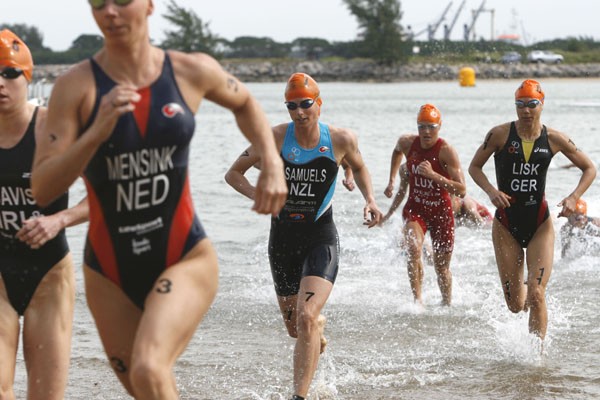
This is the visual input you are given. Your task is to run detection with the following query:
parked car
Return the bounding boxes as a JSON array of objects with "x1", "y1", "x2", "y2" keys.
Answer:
[
  {"x1": 500, "y1": 51, "x2": 522, "y2": 64},
  {"x1": 527, "y1": 50, "x2": 564, "y2": 64}
]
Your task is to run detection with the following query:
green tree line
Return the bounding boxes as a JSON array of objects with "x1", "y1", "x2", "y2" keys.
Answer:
[{"x1": 3, "y1": 0, "x2": 600, "y2": 65}]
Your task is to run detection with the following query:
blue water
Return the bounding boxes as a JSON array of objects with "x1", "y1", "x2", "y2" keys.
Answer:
[{"x1": 16, "y1": 78, "x2": 600, "y2": 399}]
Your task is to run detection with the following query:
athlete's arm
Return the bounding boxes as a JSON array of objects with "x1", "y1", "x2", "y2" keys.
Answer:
[
  {"x1": 589, "y1": 217, "x2": 600, "y2": 229},
  {"x1": 341, "y1": 160, "x2": 356, "y2": 191},
  {"x1": 549, "y1": 130, "x2": 597, "y2": 217},
  {"x1": 32, "y1": 63, "x2": 139, "y2": 207},
  {"x1": 384, "y1": 138, "x2": 405, "y2": 198},
  {"x1": 560, "y1": 224, "x2": 572, "y2": 258},
  {"x1": 469, "y1": 125, "x2": 513, "y2": 209},
  {"x1": 422, "y1": 143, "x2": 466, "y2": 198},
  {"x1": 460, "y1": 195, "x2": 486, "y2": 225},
  {"x1": 17, "y1": 196, "x2": 89, "y2": 249},
  {"x1": 380, "y1": 163, "x2": 409, "y2": 225},
  {"x1": 183, "y1": 52, "x2": 286, "y2": 216},
  {"x1": 336, "y1": 127, "x2": 382, "y2": 227},
  {"x1": 225, "y1": 146, "x2": 263, "y2": 201}
]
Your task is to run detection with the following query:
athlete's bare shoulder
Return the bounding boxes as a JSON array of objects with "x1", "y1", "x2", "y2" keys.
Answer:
[
  {"x1": 272, "y1": 123, "x2": 288, "y2": 149},
  {"x1": 48, "y1": 60, "x2": 96, "y2": 123},
  {"x1": 168, "y1": 50, "x2": 226, "y2": 88},
  {"x1": 53, "y1": 59, "x2": 95, "y2": 93},
  {"x1": 328, "y1": 124, "x2": 354, "y2": 140},
  {"x1": 328, "y1": 124, "x2": 358, "y2": 153},
  {"x1": 546, "y1": 126, "x2": 578, "y2": 153},
  {"x1": 398, "y1": 133, "x2": 418, "y2": 153},
  {"x1": 481, "y1": 122, "x2": 510, "y2": 151}
]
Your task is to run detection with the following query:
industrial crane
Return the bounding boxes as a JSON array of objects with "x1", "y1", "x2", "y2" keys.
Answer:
[
  {"x1": 443, "y1": 0, "x2": 466, "y2": 40},
  {"x1": 409, "y1": 2, "x2": 453, "y2": 41},
  {"x1": 463, "y1": 0, "x2": 487, "y2": 41}
]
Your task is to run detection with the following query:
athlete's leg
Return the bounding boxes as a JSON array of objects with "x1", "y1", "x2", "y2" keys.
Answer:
[
  {"x1": 129, "y1": 238, "x2": 218, "y2": 400},
  {"x1": 492, "y1": 220, "x2": 526, "y2": 312},
  {"x1": 277, "y1": 294, "x2": 299, "y2": 337},
  {"x1": 524, "y1": 218, "x2": 554, "y2": 339},
  {"x1": 0, "y1": 277, "x2": 19, "y2": 400},
  {"x1": 276, "y1": 295, "x2": 327, "y2": 354},
  {"x1": 293, "y1": 276, "x2": 333, "y2": 398},
  {"x1": 22, "y1": 254, "x2": 75, "y2": 400},
  {"x1": 403, "y1": 221, "x2": 425, "y2": 304},
  {"x1": 83, "y1": 265, "x2": 142, "y2": 396},
  {"x1": 432, "y1": 251, "x2": 453, "y2": 306}
]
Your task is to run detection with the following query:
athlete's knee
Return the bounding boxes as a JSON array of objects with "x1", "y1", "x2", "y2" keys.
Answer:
[
  {"x1": 526, "y1": 285, "x2": 546, "y2": 309},
  {"x1": 284, "y1": 319, "x2": 298, "y2": 338},
  {"x1": 296, "y1": 307, "x2": 320, "y2": 336},
  {"x1": 129, "y1": 356, "x2": 172, "y2": 395},
  {"x1": 506, "y1": 301, "x2": 524, "y2": 314}
]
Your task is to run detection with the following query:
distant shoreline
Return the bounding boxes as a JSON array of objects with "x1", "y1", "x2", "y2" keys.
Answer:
[{"x1": 32, "y1": 60, "x2": 600, "y2": 83}]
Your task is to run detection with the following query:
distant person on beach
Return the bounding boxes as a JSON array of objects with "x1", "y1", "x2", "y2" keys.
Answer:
[
  {"x1": 225, "y1": 72, "x2": 382, "y2": 400},
  {"x1": 469, "y1": 79, "x2": 596, "y2": 340},
  {"x1": 29, "y1": 1, "x2": 287, "y2": 398},
  {"x1": 0, "y1": 29, "x2": 88, "y2": 400},
  {"x1": 382, "y1": 104, "x2": 466, "y2": 306},
  {"x1": 560, "y1": 198, "x2": 600, "y2": 258}
]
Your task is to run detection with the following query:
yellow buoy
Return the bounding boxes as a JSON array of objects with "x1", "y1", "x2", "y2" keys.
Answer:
[{"x1": 459, "y1": 67, "x2": 476, "y2": 87}]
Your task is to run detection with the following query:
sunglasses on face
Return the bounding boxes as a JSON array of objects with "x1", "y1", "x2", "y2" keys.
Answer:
[
  {"x1": 285, "y1": 98, "x2": 316, "y2": 111},
  {"x1": 515, "y1": 99, "x2": 541, "y2": 109},
  {"x1": 417, "y1": 123, "x2": 440, "y2": 130},
  {"x1": 0, "y1": 67, "x2": 24, "y2": 80},
  {"x1": 88, "y1": 0, "x2": 134, "y2": 10}
]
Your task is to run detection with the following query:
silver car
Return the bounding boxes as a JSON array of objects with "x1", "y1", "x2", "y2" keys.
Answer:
[{"x1": 527, "y1": 50, "x2": 564, "y2": 64}]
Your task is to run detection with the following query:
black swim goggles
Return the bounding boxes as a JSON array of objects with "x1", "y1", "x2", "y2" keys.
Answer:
[
  {"x1": 0, "y1": 67, "x2": 24, "y2": 80},
  {"x1": 285, "y1": 98, "x2": 316, "y2": 111},
  {"x1": 515, "y1": 99, "x2": 541, "y2": 109},
  {"x1": 88, "y1": 0, "x2": 134, "y2": 10}
]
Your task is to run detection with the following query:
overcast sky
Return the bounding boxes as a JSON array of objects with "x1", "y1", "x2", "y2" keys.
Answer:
[{"x1": 5, "y1": 0, "x2": 599, "y2": 51}]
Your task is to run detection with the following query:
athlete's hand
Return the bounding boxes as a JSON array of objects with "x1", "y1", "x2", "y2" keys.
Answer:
[
  {"x1": 557, "y1": 195, "x2": 577, "y2": 218},
  {"x1": 341, "y1": 164, "x2": 356, "y2": 192},
  {"x1": 16, "y1": 214, "x2": 64, "y2": 249},
  {"x1": 253, "y1": 157, "x2": 287, "y2": 216},
  {"x1": 416, "y1": 161, "x2": 436, "y2": 179},
  {"x1": 91, "y1": 84, "x2": 141, "y2": 143},
  {"x1": 343, "y1": 177, "x2": 356, "y2": 192},
  {"x1": 378, "y1": 213, "x2": 391, "y2": 226},
  {"x1": 487, "y1": 188, "x2": 513, "y2": 209},
  {"x1": 384, "y1": 182, "x2": 394, "y2": 198},
  {"x1": 363, "y1": 201, "x2": 383, "y2": 228}
]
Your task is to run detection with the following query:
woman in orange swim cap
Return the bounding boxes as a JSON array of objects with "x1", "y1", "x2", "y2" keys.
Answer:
[
  {"x1": 226, "y1": 71, "x2": 382, "y2": 400},
  {"x1": 383, "y1": 103, "x2": 466, "y2": 307},
  {"x1": 469, "y1": 79, "x2": 596, "y2": 341},
  {"x1": 0, "y1": 29, "x2": 89, "y2": 400},
  {"x1": 561, "y1": 197, "x2": 600, "y2": 257},
  {"x1": 0, "y1": 29, "x2": 33, "y2": 82}
]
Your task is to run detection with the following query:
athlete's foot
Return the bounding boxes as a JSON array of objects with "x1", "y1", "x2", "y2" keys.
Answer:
[{"x1": 318, "y1": 314, "x2": 327, "y2": 354}]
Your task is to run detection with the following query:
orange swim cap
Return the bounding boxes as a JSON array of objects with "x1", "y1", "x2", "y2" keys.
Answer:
[
  {"x1": 515, "y1": 79, "x2": 544, "y2": 102},
  {"x1": 417, "y1": 104, "x2": 441, "y2": 124},
  {"x1": 0, "y1": 29, "x2": 33, "y2": 82},
  {"x1": 575, "y1": 198, "x2": 587, "y2": 215},
  {"x1": 284, "y1": 72, "x2": 322, "y2": 106}
]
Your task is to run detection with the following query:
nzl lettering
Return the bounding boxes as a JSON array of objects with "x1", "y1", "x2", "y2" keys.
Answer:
[{"x1": 289, "y1": 182, "x2": 315, "y2": 197}]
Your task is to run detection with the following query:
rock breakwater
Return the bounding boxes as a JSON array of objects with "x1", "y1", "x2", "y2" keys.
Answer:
[{"x1": 32, "y1": 60, "x2": 600, "y2": 83}]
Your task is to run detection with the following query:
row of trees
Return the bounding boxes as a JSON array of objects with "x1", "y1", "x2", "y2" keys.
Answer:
[{"x1": 4, "y1": 0, "x2": 599, "y2": 66}]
